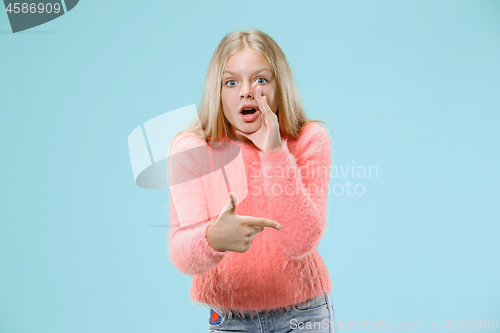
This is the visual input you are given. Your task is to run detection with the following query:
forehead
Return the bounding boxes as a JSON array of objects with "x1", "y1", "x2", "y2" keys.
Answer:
[{"x1": 224, "y1": 47, "x2": 272, "y2": 73}]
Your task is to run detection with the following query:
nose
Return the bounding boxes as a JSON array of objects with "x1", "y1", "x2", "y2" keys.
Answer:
[{"x1": 240, "y1": 82, "x2": 253, "y2": 99}]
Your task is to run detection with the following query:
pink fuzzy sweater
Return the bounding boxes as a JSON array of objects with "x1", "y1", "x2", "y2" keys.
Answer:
[{"x1": 167, "y1": 122, "x2": 332, "y2": 316}]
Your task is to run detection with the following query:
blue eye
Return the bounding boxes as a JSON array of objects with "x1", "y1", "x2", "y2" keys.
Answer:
[
  {"x1": 226, "y1": 80, "x2": 237, "y2": 87},
  {"x1": 256, "y1": 77, "x2": 267, "y2": 84}
]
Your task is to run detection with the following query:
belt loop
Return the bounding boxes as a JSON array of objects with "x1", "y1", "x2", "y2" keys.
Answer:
[{"x1": 228, "y1": 311, "x2": 233, "y2": 319}]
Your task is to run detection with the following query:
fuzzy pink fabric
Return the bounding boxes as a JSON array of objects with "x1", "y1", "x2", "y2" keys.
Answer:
[{"x1": 167, "y1": 122, "x2": 332, "y2": 316}]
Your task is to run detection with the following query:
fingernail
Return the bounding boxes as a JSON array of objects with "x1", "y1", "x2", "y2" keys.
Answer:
[{"x1": 276, "y1": 224, "x2": 281, "y2": 230}]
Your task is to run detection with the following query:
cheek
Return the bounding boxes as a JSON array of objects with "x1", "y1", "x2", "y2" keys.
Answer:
[
  {"x1": 220, "y1": 91, "x2": 230, "y2": 111},
  {"x1": 221, "y1": 90, "x2": 235, "y2": 105},
  {"x1": 221, "y1": 91, "x2": 237, "y2": 121}
]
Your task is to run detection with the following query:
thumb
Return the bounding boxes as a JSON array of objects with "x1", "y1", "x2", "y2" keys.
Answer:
[{"x1": 220, "y1": 191, "x2": 237, "y2": 214}]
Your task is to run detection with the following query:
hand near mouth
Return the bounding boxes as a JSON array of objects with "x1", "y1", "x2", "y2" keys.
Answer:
[{"x1": 235, "y1": 82, "x2": 282, "y2": 153}]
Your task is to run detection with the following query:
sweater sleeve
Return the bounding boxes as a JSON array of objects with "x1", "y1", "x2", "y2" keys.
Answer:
[
  {"x1": 258, "y1": 123, "x2": 332, "y2": 258},
  {"x1": 166, "y1": 134, "x2": 226, "y2": 275}
]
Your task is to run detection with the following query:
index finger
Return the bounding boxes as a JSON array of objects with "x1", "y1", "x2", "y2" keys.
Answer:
[
  {"x1": 243, "y1": 216, "x2": 281, "y2": 230},
  {"x1": 259, "y1": 87, "x2": 274, "y2": 118},
  {"x1": 252, "y1": 84, "x2": 267, "y2": 114}
]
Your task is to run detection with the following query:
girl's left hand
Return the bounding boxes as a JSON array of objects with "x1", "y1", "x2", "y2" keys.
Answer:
[{"x1": 235, "y1": 82, "x2": 282, "y2": 153}]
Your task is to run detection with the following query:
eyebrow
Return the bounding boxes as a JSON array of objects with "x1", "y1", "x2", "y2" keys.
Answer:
[{"x1": 222, "y1": 68, "x2": 272, "y2": 76}]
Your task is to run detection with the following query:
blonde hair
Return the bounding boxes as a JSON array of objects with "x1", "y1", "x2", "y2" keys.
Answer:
[{"x1": 173, "y1": 29, "x2": 331, "y2": 147}]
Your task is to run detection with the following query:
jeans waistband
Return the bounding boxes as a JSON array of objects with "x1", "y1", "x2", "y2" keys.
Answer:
[{"x1": 210, "y1": 291, "x2": 330, "y2": 316}]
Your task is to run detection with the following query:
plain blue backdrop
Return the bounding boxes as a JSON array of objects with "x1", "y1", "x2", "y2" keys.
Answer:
[{"x1": 1, "y1": 0, "x2": 499, "y2": 332}]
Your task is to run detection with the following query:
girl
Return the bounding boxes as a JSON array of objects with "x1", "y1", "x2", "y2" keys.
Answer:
[{"x1": 167, "y1": 30, "x2": 335, "y2": 333}]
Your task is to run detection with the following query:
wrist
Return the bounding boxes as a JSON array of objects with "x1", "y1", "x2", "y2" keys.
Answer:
[
  {"x1": 268, "y1": 144, "x2": 282, "y2": 153},
  {"x1": 206, "y1": 224, "x2": 225, "y2": 253}
]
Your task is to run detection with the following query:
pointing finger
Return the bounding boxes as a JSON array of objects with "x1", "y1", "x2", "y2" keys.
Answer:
[
  {"x1": 253, "y1": 226, "x2": 264, "y2": 233},
  {"x1": 243, "y1": 217, "x2": 281, "y2": 230}
]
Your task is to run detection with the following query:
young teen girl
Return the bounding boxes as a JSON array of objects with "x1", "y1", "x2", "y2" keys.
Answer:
[{"x1": 167, "y1": 30, "x2": 335, "y2": 333}]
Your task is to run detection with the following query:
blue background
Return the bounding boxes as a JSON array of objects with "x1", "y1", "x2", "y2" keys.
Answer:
[{"x1": 1, "y1": 0, "x2": 499, "y2": 332}]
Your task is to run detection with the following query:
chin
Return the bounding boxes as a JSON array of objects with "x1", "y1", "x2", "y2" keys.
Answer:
[{"x1": 239, "y1": 123, "x2": 260, "y2": 134}]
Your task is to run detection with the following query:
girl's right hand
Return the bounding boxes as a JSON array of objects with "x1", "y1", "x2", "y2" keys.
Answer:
[
  {"x1": 234, "y1": 83, "x2": 282, "y2": 153},
  {"x1": 206, "y1": 192, "x2": 281, "y2": 253}
]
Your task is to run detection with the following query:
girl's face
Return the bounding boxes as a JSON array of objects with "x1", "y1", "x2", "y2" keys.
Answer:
[{"x1": 221, "y1": 47, "x2": 278, "y2": 142}]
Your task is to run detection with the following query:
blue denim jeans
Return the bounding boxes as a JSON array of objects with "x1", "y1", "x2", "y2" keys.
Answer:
[{"x1": 208, "y1": 292, "x2": 335, "y2": 333}]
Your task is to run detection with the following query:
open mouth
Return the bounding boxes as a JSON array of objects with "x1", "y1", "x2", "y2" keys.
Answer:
[
  {"x1": 240, "y1": 106, "x2": 260, "y2": 122},
  {"x1": 241, "y1": 108, "x2": 257, "y2": 115},
  {"x1": 240, "y1": 106, "x2": 259, "y2": 115}
]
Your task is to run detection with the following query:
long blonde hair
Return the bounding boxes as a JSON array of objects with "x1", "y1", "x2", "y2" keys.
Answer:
[{"x1": 174, "y1": 29, "x2": 331, "y2": 146}]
